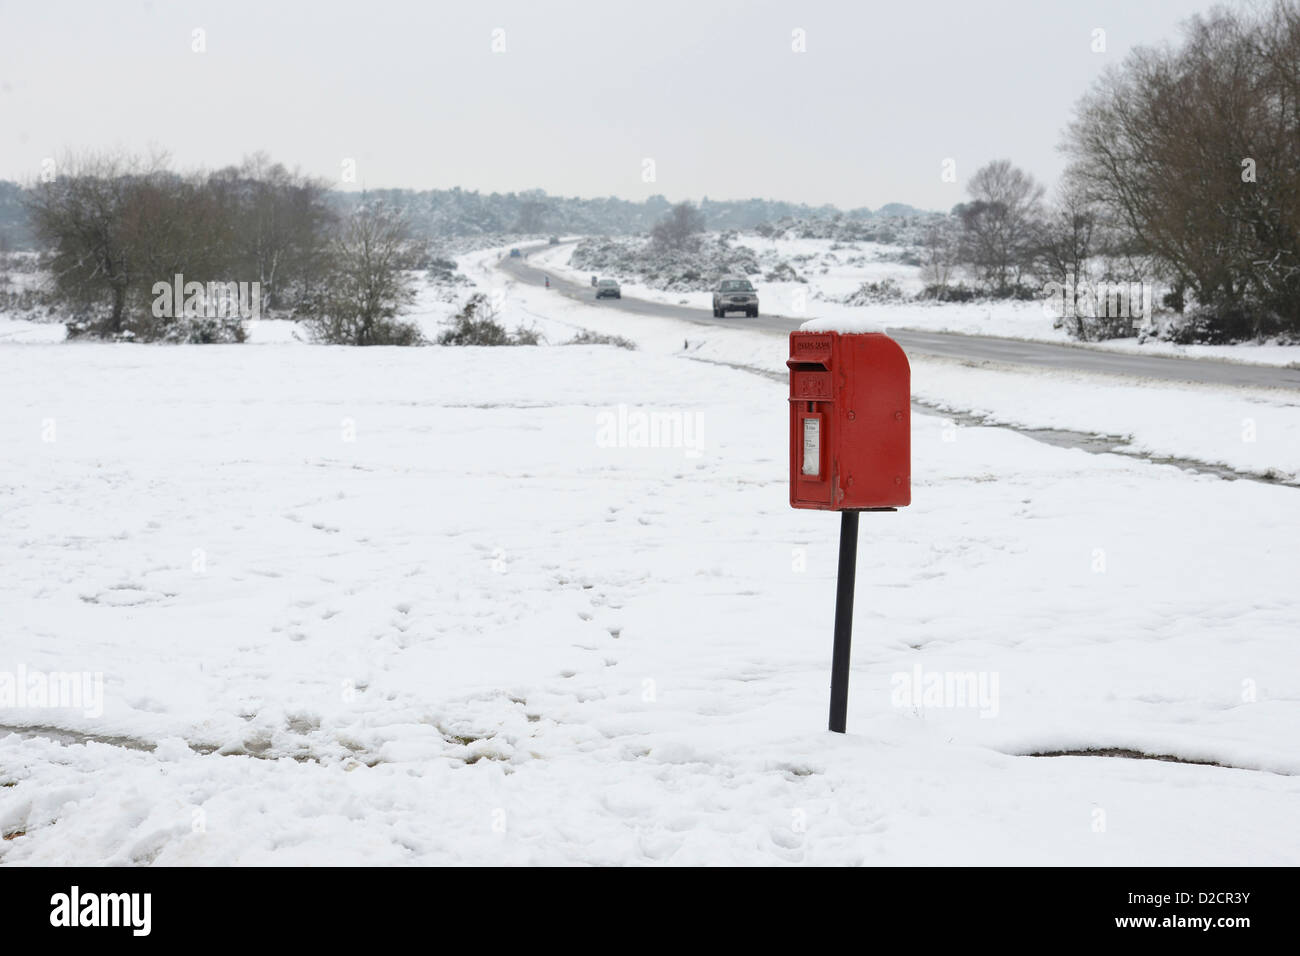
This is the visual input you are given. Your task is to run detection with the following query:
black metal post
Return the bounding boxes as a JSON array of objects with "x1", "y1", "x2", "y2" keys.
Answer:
[{"x1": 828, "y1": 510, "x2": 859, "y2": 733}]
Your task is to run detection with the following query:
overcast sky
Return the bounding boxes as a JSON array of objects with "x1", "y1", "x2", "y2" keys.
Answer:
[{"x1": 0, "y1": 0, "x2": 1226, "y2": 210}]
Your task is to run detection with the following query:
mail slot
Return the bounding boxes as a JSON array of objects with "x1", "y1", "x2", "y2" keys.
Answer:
[{"x1": 788, "y1": 330, "x2": 910, "y2": 510}]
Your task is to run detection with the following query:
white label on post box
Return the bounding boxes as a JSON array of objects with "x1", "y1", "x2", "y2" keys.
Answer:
[{"x1": 802, "y1": 418, "x2": 820, "y2": 476}]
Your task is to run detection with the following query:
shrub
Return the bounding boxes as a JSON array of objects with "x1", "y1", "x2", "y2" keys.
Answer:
[
  {"x1": 63, "y1": 311, "x2": 249, "y2": 344},
  {"x1": 920, "y1": 283, "x2": 977, "y2": 302},
  {"x1": 298, "y1": 203, "x2": 421, "y2": 346},
  {"x1": 764, "y1": 262, "x2": 805, "y2": 283},
  {"x1": 566, "y1": 329, "x2": 636, "y2": 350},
  {"x1": 303, "y1": 310, "x2": 424, "y2": 346},
  {"x1": 167, "y1": 317, "x2": 248, "y2": 344},
  {"x1": 1063, "y1": 312, "x2": 1135, "y2": 342},
  {"x1": 1161, "y1": 304, "x2": 1272, "y2": 345},
  {"x1": 842, "y1": 278, "x2": 905, "y2": 305},
  {"x1": 436, "y1": 293, "x2": 539, "y2": 346},
  {"x1": 0, "y1": 285, "x2": 52, "y2": 318}
]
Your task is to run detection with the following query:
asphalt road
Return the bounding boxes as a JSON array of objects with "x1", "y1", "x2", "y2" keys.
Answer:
[{"x1": 500, "y1": 246, "x2": 1300, "y2": 391}]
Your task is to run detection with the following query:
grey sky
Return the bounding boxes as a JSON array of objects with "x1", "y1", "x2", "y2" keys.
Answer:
[{"x1": 0, "y1": 0, "x2": 1224, "y2": 210}]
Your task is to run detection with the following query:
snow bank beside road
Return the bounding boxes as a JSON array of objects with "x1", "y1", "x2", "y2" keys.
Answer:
[{"x1": 912, "y1": 361, "x2": 1300, "y2": 484}]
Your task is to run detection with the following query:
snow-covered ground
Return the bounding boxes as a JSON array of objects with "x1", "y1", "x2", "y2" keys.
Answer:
[
  {"x1": 533, "y1": 238, "x2": 1300, "y2": 368},
  {"x1": 2, "y1": 250, "x2": 1298, "y2": 865}
]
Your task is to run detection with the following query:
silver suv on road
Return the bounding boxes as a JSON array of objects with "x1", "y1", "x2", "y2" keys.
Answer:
[{"x1": 712, "y1": 277, "x2": 758, "y2": 317}]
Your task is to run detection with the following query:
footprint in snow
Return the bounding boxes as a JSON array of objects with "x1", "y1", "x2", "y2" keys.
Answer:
[{"x1": 769, "y1": 827, "x2": 805, "y2": 851}]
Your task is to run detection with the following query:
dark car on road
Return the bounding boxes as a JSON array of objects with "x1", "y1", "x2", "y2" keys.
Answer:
[
  {"x1": 712, "y1": 277, "x2": 758, "y2": 317},
  {"x1": 595, "y1": 279, "x2": 621, "y2": 299},
  {"x1": 509, "y1": 248, "x2": 521, "y2": 258}
]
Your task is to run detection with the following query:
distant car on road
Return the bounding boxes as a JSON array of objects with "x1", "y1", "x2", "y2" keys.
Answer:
[
  {"x1": 509, "y1": 248, "x2": 521, "y2": 258},
  {"x1": 712, "y1": 277, "x2": 758, "y2": 317},
  {"x1": 548, "y1": 236, "x2": 560, "y2": 245},
  {"x1": 595, "y1": 279, "x2": 621, "y2": 300}
]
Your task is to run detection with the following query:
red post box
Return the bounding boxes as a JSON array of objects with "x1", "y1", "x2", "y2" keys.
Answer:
[
  {"x1": 788, "y1": 329, "x2": 911, "y2": 733},
  {"x1": 788, "y1": 330, "x2": 910, "y2": 510}
]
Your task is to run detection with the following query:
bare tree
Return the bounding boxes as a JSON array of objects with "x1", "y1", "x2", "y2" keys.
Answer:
[
  {"x1": 1064, "y1": 1, "x2": 1300, "y2": 339},
  {"x1": 1036, "y1": 179, "x2": 1099, "y2": 289},
  {"x1": 301, "y1": 201, "x2": 420, "y2": 346},
  {"x1": 24, "y1": 150, "x2": 342, "y2": 340},
  {"x1": 27, "y1": 152, "x2": 258, "y2": 339},
  {"x1": 208, "y1": 153, "x2": 334, "y2": 311},
  {"x1": 920, "y1": 220, "x2": 960, "y2": 292},
  {"x1": 24, "y1": 152, "x2": 162, "y2": 335},
  {"x1": 650, "y1": 201, "x2": 706, "y2": 250},
  {"x1": 956, "y1": 159, "x2": 1045, "y2": 294}
]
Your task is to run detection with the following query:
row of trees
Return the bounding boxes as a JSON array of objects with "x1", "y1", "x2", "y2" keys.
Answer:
[
  {"x1": 4, "y1": 182, "x2": 932, "y2": 253},
  {"x1": 921, "y1": 160, "x2": 1128, "y2": 320},
  {"x1": 928, "y1": 1, "x2": 1300, "y2": 342},
  {"x1": 21, "y1": 160, "x2": 720, "y2": 344},
  {"x1": 1065, "y1": 0, "x2": 1300, "y2": 340},
  {"x1": 25, "y1": 152, "x2": 418, "y2": 343},
  {"x1": 313, "y1": 188, "x2": 909, "y2": 241}
]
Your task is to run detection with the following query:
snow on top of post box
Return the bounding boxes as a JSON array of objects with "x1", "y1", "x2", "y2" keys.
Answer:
[{"x1": 798, "y1": 316, "x2": 885, "y2": 334}]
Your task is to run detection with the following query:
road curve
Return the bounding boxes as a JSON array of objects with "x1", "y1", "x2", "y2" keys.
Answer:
[{"x1": 499, "y1": 245, "x2": 1300, "y2": 391}]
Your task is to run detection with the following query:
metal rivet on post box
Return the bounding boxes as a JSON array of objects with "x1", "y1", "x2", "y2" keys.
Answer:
[{"x1": 788, "y1": 330, "x2": 911, "y2": 734}]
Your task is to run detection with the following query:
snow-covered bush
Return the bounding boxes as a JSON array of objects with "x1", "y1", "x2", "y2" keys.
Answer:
[
  {"x1": 763, "y1": 262, "x2": 805, "y2": 283},
  {"x1": 1058, "y1": 310, "x2": 1136, "y2": 342},
  {"x1": 920, "y1": 283, "x2": 978, "y2": 302},
  {"x1": 299, "y1": 203, "x2": 423, "y2": 346},
  {"x1": 566, "y1": 329, "x2": 636, "y2": 350},
  {"x1": 62, "y1": 310, "x2": 249, "y2": 344},
  {"x1": 166, "y1": 316, "x2": 248, "y2": 345},
  {"x1": 436, "y1": 293, "x2": 540, "y2": 346},
  {"x1": 0, "y1": 286, "x2": 52, "y2": 320},
  {"x1": 424, "y1": 256, "x2": 474, "y2": 302},
  {"x1": 757, "y1": 213, "x2": 944, "y2": 247},
  {"x1": 842, "y1": 278, "x2": 906, "y2": 305},
  {"x1": 1160, "y1": 304, "x2": 1264, "y2": 345}
]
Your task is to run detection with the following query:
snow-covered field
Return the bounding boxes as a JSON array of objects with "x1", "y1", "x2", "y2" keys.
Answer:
[
  {"x1": 533, "y1": 238, "x2": 1300, "y2": 368},
  {"x1": 2, "y1": 251, "x2": 1299, "y2": 865}
]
